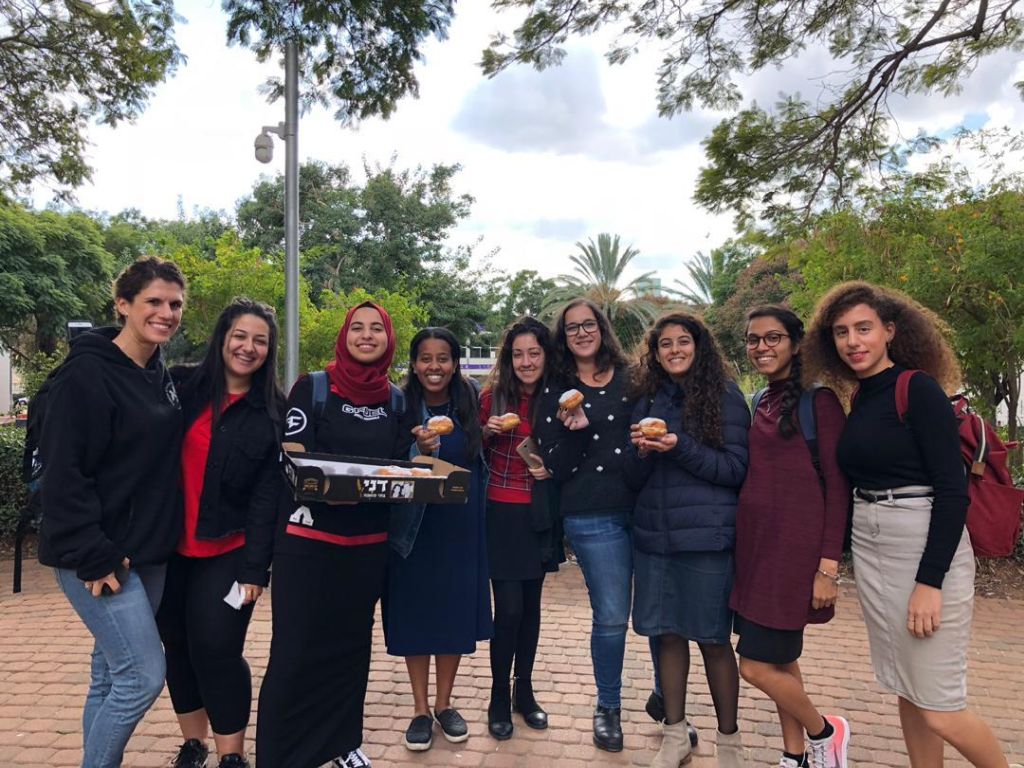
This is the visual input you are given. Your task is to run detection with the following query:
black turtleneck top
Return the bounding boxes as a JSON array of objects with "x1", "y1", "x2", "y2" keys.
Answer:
[{"x1": 837, "y1": 364, "x2": 969, "y2": 587}]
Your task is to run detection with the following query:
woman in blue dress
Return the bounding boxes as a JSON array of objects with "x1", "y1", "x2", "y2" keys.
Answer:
[{"x1": 386, "y1": 327, "x2": 493, "y2": 752}]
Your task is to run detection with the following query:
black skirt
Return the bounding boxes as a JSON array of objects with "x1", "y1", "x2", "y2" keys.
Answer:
[
  {"x1": 256, "y1": 542, "x2": 388, "y2": 768},
  {"x1": 486, "y1": 501, "x2": 546, "y2": 581},
  {"x1": 734, "y1": 613, "x2": 804, "y2": 665}
]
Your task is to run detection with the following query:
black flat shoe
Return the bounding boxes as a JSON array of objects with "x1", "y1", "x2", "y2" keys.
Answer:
[
  {"x1": 512, "y1": 678, "x2": 548, "y2": 730},
  {"x1": 592, "y1": 705, "x2": 623, "y2": 752},
  {"x1": 487, "y1": 696, "x2": 513, "y2": 740}
]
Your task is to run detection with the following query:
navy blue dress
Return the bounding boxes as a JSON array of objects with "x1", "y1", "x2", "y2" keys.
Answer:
[{"x1": 385, "y1": 406, "x2": 493, "y2": 656}]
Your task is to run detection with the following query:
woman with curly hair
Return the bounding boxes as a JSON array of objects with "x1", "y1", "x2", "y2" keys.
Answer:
[
  {"x1": 533, "y1": 299, "x2": 637, "y2": 752},
  {"x1": 479, "y1": 317, "x2": 563, "y2": 740},
  {"x1": 624, "y1": 311, "x2": 750, "y2": 768},
  {"x1": 730, "y1": 305, "x2": 850, "y2": 768},
  {"x1": 804, "y1": 281, "x2": 1018, "y2": 768}
]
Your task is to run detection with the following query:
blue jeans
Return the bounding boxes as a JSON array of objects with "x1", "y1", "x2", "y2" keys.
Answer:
[
  {"x1": 563, "y1": 512, "x2": 633, "y2": 709},
  {"x1": 55, "y1": 565, "x2": 166, "y2": 768}
]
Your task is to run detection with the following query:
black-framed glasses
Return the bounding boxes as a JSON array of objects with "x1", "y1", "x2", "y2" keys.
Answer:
[
  {"x1": 744, "y1": 332, "x2": 790, "y2": 349},
  {"x1": 565, "y1": 319, "x2": 599, "y2": 337}
]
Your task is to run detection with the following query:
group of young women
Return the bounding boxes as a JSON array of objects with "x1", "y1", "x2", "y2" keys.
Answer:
[{"x1": 36, "y1": 255, "x2": 1020, "y2": 768}]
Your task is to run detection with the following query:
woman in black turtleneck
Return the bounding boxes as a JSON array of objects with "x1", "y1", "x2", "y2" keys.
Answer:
[{"x1": 804, "y1": 281, "x2": 1016, "y2": 768}]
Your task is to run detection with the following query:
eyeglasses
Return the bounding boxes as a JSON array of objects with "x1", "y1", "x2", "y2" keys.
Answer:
[
  {"x1": 565, "y1": 320, "x2": 599, "y2": 337},
  {"x1": 744, "y1": 332, "x2": 790, "y2": 349}
]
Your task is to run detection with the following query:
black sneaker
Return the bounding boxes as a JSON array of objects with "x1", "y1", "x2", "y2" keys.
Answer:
[
  {"x1": 217, "y1": 756, "x2": 249, "y2": 768},
  {"x1": 434, "y1": 707, "x2": 469, "y2": 743},
  {"x1": 404, "y1": 714, "x2": 434, "y2": 751},
  {"x1": 171, "y1": 739, "x2": 209, "y2": 768}
]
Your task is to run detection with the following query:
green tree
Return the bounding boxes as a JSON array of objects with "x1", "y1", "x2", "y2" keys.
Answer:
[
  {"x1": 1, "y1": 0, "x2": 181, "y2": 198},
  {"x1": 0, "y1": 206, "x2": 115, "y2": 355},
  {"x1": 224, "y1": 0, "x2": 455, "y2": 123},
  {"x1": 174, "y1": 231, "x2": 427, "y2": 376},
  {"x1": 543, "y1": 233, "x2": 661, "y2": 345},
  {"x1": 236, "y1": 160, "x2": 474, "y2": 299},
  {"x1": 674, "y1": 243, "x2": 754, "y2": 309},
  {"x1": 788, "y1": 186, "x2": 1024, "y2": 453},
  {"x1": 485, "y1": 1, "x2": 1024, "y2": 228},
  {"x1": 487, "y1": 269, "x2": 558, "y2": 331}
]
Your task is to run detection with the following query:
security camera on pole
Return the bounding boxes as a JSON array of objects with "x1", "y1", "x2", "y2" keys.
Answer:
[{"x1": 253, "y1": 39, "x2": 300, "y2": 389}]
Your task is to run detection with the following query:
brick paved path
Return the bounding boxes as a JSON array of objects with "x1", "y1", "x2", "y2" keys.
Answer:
[{"x1": 1, "y1": 555, "x2": 1021, "y2": 767}]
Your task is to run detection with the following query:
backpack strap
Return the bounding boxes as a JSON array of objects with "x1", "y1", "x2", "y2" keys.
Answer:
[
  {"x1": 310, "y1": 370, "x2": 329, "y2": 420},
  {"x1": 389, "y1": 382, "x2": 406, "y2": 417},
  {"x1": 798, "y1": 386, "x2": 823, "y2": 485},
  {"x1": 750, "y1": 387, "x2": 768, "y2": 415},
  {"x1": 314, "y1": 371, "x2": 406, "y2": 419},
  {"x1": 894, "y1": 369, "x2": 920, "y2": 423}
]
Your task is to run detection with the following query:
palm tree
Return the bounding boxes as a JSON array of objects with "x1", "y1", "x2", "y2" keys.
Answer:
[
  {"x1": 542, "y1": 234, "x2": 661, "y2": 337},
  {"x1": 674, "y1": 251, "x2": 716, "y2": 308}
]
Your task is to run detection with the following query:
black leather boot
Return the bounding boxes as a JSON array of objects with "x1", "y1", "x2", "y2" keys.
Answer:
[
  {"x1": 593, "y1": 705, "x2": 623, "y2": 752},
  {"x1": 487, "y1": 686, "x2": 513, "y2": 740},
  {"x1": 512, "y1": 677, "x2": 548, "y2": 730}
]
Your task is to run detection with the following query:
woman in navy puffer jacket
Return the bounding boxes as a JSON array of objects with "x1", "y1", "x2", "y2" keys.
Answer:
[{"x1": 624, "y1": 311, "x2": 750, "y2": 768}]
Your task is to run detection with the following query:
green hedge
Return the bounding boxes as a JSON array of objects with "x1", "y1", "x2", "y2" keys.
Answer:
[{"x1": 0, "y1": 426, "x2": 28, "y2": 536}]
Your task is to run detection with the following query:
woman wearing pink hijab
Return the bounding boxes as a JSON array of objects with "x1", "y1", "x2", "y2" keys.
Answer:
[{"x1": 257, "y1": 302, "x2": 417, "y2": 768}]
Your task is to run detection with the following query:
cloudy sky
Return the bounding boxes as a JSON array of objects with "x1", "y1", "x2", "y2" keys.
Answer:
[{"x1": 32, "y1": 1, "x2": 1024, "y2": 292}]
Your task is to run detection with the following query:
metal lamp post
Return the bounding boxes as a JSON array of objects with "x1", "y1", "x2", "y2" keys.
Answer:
[{"x1": 254, "y1": 39, "x2": 300, "y2": 389}]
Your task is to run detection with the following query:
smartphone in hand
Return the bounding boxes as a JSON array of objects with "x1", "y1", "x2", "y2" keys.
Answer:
[{"x1": 516, "y1": 437, "x2": 543, "y2": 469}]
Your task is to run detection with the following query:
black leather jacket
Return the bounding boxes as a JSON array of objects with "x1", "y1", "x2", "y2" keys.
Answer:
[{"x1": 172, "y1": 366, "x2": 282, "y2": 586}]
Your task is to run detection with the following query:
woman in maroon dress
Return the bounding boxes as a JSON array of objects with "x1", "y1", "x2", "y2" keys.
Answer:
[{"x1": 729, "y1": 305, "x2": 851, "y2": 768}]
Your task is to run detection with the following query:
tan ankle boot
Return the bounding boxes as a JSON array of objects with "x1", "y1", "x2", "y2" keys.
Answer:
[
  {"x1": 651, "y1": 719, "x2": 692, "y2": 767},
  {"x1": 716, "y1": 728, "x2": 746, "y2": 768}
]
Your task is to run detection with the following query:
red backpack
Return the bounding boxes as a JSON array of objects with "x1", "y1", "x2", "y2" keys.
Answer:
[{"x1": 894, "y1": 371, "x2": 1024, "y2": 558}]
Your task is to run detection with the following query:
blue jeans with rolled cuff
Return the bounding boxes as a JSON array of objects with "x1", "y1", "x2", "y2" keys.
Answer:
[
  {"x1": 562, "y1": 511, "x2": 633, "y2": 709},
  {"x1": 55, "y1": 564, "x2": 166, "y2": 768}
]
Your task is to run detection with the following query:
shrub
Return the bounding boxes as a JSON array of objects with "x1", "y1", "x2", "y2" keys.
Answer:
[{"x1": 0, "y1": 426, "x2": 27, "y2": 536}]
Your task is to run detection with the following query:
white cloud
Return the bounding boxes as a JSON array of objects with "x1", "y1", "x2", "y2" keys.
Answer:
[{"x1": 28, "y1": 0, "x2": 1024, "y2": 304}]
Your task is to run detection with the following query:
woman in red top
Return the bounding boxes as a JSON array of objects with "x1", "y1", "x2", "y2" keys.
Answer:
[
  {"x1": 157, "y1": 298, "x2": 284, "y2": 768},
  {"x1": 479, "y1": 317, "x2": 562, "y2": 740},
  {"x1": 730, "y1": 306, "x2": 850, "y2": 768}
]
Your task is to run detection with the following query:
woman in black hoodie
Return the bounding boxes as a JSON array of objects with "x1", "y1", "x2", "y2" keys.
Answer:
[
  {"x1": 158, "y1": 298, "x2": 284, "y2": 768},
  {"x1": 38, "y1": 256, "x2": 186, "y2": 768}
]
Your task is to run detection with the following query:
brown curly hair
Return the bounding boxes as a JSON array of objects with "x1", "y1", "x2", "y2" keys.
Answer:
[
  {"x1": 803, "y1": 281, "x2": 961, "y2": 399},
  {"x1": 630, "y1": 311, "x2": 732, "y2": 448}
]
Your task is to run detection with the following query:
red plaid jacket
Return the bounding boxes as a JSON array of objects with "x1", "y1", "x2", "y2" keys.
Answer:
[{"x1": 479, "y1": 389, "x2": 534, "y2": 504}]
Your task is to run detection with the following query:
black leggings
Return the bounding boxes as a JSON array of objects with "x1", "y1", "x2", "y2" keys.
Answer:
[
  {"x1": 156, "y1": 550, "x2": 256, "y2": 735},
  {"x1": 489, "y1": 577, "x2": 545, "y2": 692}
]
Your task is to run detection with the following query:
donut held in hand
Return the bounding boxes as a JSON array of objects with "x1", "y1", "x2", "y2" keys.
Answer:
[
  {"x1": 498, "y1": 413, "x2": 521, "y2": 432},
  {"x1": 426, "y1": 415, "x2": 454, "y2": 435},
  {"x1": 639, "y1": 417, "x2": 668, "y2": 438},
  {"x1": 559, "y1": 389, "x2": 584, "y2": 410}
]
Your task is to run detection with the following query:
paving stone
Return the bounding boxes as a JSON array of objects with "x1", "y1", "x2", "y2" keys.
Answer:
[{"x1": 1, "y1": 555, "x2": 1021, "y2": 766}]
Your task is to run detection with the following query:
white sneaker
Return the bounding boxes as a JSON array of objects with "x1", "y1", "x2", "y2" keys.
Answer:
[
  {"x1": 331, "y1": 748, "x2": 371, "y2": 768},
  {"x1": 779, "y1": 756, "x2": 806, "y2": 768},
  {"x1": 807, "y1": 716, "x2": 849, "y2": 768}
]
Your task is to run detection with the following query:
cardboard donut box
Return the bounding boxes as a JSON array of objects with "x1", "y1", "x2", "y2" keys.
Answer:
[{"x1": 281, "y1": 449, "x2": 471, "y2": 504}]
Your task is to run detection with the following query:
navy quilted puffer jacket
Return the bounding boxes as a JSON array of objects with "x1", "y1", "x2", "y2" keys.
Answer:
[{"x1": 624, "y1": 379, "x2": 750, "y2": 554}]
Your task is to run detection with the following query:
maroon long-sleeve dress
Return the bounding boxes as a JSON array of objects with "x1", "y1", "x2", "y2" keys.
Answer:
[{"x1": 729, "y1": 382, "x2": 850, "y2": 631}]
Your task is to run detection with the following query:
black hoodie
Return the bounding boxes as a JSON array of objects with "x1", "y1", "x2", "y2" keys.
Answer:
[{"x1": 38, "y1": 327, "x2": 184, "y2": 580}]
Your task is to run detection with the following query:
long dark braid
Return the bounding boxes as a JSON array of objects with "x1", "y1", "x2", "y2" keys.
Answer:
[{"x1": 746, "y1": 305, "x2": 805, "y2": 439}]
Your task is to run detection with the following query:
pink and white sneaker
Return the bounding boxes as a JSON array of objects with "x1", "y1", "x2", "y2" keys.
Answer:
[{"x1": 807, "y1": 715, "x2": 849, "y2": 768}]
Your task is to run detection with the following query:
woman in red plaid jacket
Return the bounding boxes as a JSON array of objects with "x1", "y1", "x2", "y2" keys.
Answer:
[{"x1": 479, "y1": 316, "x2": 564, "y2": 741}]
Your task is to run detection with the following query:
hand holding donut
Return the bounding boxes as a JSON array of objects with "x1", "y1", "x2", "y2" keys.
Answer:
[
  {"x1": 557, "y1": 389, "x2": 589, "y2": 430},
  {"x1": 630, "y1": 418, "x2": 677, "y2": 454}
]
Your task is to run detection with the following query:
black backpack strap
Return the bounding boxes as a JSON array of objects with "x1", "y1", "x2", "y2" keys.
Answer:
[
  {"x1": 389, "y1": 382, "x2": 406, "y2": 417},
  {"x1": 798, "y1": 386, "x2": 823, "y2": 486},
  {"x1": 750, "y1": 387, "x2": 768, "y2": 416},
  {"x1": 311, "y1": 370, "x2": 329, "y2": 420}
]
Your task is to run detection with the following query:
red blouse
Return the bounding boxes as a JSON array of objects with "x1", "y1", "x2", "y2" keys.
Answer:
[{"x1": 177, "y1": 394, "x2": 246, "y2": 558}]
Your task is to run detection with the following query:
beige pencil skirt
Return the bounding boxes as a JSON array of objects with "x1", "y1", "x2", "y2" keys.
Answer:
[{"x1": 851, "y1": 487, "x2": 975, "y2": 711}]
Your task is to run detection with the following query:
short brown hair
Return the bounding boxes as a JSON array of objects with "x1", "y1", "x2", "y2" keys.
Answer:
[{"x1": 112, "y1": 257, "x2": 186, "y2": 325}]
